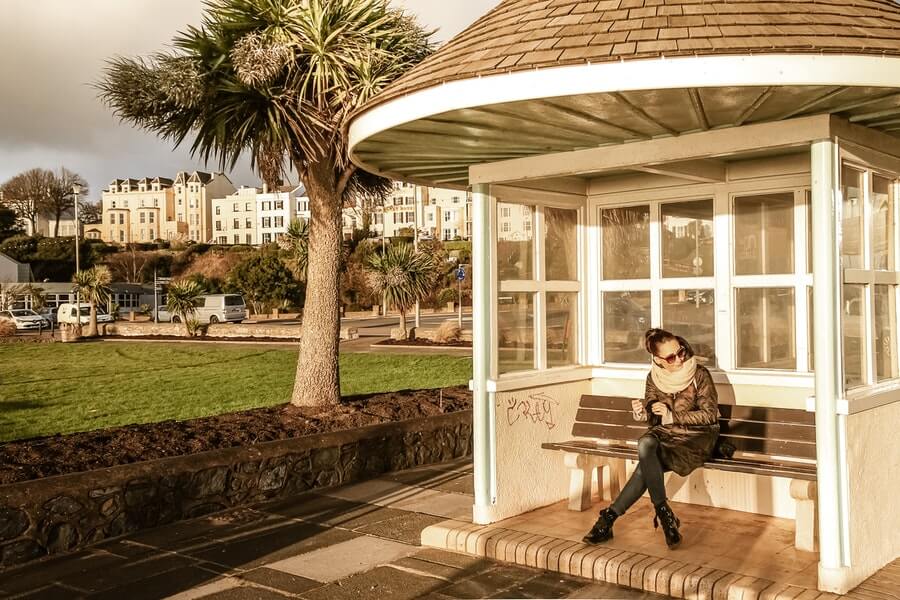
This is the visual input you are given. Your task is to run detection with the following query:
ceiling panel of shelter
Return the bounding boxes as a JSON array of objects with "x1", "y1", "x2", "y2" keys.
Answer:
[{"x1": 352, "y1": 85, "x2": 900, "y2": 188}]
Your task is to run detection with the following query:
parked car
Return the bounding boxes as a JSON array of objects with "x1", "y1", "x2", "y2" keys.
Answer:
[
  {"x1": 189, "y1": 294, "x2": 246, "y2": 324},
  {"x1": 57, "y1": 304, "x2": 115, "y2": 325},
  {"x1": 0, "y1": 309, "x2": 51, "y2": 330},
  {"x1": 37, "y1": 307, "x2": 58, "y2": 326}
]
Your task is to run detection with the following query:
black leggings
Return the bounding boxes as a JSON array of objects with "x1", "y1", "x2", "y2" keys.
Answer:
[{"x1": 610, "y1": 434, "x2": 668, "y2": 515}]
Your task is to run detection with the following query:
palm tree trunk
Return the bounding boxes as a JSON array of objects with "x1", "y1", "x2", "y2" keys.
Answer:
[
  {"x1": 398, "y1": 308, "x2": 407, "y2": 340},
  {"x1": 291, "y1": 161, "x2": 341, "y2": 407},
  {"x1": 88, "y1": 303, "x2": 98, "y2": 337}
]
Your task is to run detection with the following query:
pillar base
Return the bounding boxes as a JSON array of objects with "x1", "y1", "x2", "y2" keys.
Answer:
[
  {"x1": 473, "y1": 502, "x2": 496, "y2": 525},
  {"x1": 817, "y1": 563, "x2": 859, "y2": 595}
]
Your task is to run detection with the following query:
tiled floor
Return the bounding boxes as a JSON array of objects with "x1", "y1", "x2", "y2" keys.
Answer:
[{"x1": 420, "y1": 496, "x2": 836, "y2": 598}]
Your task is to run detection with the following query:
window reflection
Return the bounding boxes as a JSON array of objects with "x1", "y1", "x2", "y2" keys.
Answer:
[
  {"x1": 734, "y1": 192, "x2": 794, "y2": 275},
  {"x1": 842, "y1": 284, "x2": 865, "y2": 388},
  {"x1": 662, "y1": 289, "x2": 715, "y2": 366},
  {"x1": 603, "y1": 291, "x2": 650, "y2": 363},
  {"x1": 661, "y1": 200, "x2": 713, "y2": 277},
  {"x1": 874, "y1": 285, "x2": 897, "y2": 382},
  {"x1": 602, "y1": 206, "x2": 650, "y2": 280},
  {"x1": 735, "y1": 288, "x2": 796, "y2": 369},
  {"x1": 547, "y1": 292, "x2": 577, "y2": 368},
  {"x1": 872, "y1": 176, "x2": 894, "y2": 271},
  {"x1": 544, "y1": 207, "x2": 578, "y2": 281},
  {"x1": 498, "y1": 293, "x2": 535, "y2": 374},
  {"x1": 497, "y1": 203, "x2": 534, "y2": 280},
  {"x1": 842, "y1": 167, "x2": 864, "y2": 269}
]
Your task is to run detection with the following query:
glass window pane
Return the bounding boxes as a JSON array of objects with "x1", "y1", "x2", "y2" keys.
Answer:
[
  {"x1": 544, "y1": 207, "x2": 578, "y2": 281},
  {"x1": 735, "y1": 288, "x2": 796, "y2": 369},
  {"x1": 874, "y1": 285, "x2": 897, "y2": 382},
  {"x1": 661, "y1": 200, "x2": 714, "y2": 277},
  {"x1": 602, "y1": 206, "x2": 650, "y2": 279},
  {"x1": 841, "y1": 166, "x2": 864, "y2": 269},
  {"x1": 547, "y1": 292, "x2": 578, "y2": 368},
  {"x1": 497, "y1": 203, "x2": 534, "y2": 280},
  {"x1": 498, "y1": 293, "x2": 535, "y2": 374},
  {"x1": 603, "y1": 291, "x2": 650, "y2": 363},
  {"x1": 734, "y1": 193, "x2": 794, "y2": 275},
  {"x1": 842, "y1": 284, "x2": 866, "y2": 388},
  {"x1": 872, "y1": 176, "x2": 894, "y2": 271},
  {"x1": 662, "y1": 289, "x2": 716, "y2": 367}
]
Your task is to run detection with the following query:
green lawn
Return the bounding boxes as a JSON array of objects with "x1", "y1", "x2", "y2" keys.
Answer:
[{"x1": 0, "y1": 342, "x2": 472, "y2": 442}]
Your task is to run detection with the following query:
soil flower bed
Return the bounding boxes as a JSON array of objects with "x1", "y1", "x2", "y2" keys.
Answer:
[{"x1": 0, "y1": 386, "x2": 472, "y2": 485}]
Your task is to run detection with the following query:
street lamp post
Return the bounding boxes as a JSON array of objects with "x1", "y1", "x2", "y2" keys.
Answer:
[
  {"x1": 72, "y1": 184, "x2": 82, "y2": 334},
  {"x1": 414, "y1": 186, "x2": 421, "y2": 330}
]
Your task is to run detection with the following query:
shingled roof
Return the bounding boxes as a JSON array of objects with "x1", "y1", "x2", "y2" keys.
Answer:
[{"x1": 372, "y1": 0, "x2": 900, "y2": 108}]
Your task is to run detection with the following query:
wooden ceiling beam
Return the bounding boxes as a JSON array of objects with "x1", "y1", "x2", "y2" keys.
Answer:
[{"x1": 633, "y1": 159, "x2": 727, "y2": 183}]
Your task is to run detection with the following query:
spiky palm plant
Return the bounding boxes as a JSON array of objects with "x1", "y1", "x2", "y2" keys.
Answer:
[
  {"x1": 72, "y1": 266, "x2": 112, "y2": 337},
  {"x1": 279, "y1": 218, "x2": 309, "y2": 281},
  {"x1": 97, "y1": 0, "x2": 433, "y2": 406},
  {"x1": 366, "y1": 243, "x2": 438, "y2": 340},
  {"x1": 166, "y1": 279, "x2": 206, "y2": 336}
]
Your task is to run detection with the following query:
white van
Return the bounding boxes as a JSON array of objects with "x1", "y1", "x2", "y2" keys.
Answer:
[
  {"x1": 57, "y1": 304, "x2": 114, "y2": 325},
  {"x1": 171, "y1": 294, "x2": 246, "y2": 324}
]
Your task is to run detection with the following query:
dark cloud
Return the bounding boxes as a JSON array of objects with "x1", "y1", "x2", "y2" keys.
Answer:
[{"x1": 0, "y1": 0, "x2": 500, "y2": 201}]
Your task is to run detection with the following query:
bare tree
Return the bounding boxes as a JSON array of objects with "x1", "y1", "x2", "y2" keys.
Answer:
[
  {"x1": 1, "y1": 169, "x2": 53, "y2": 235},
  {"x1": 47, "y1": 168, "x2": 88, "y2": 237},
  {"x1": 79, "y1": 201, "x2": 103, "y2": 225}
]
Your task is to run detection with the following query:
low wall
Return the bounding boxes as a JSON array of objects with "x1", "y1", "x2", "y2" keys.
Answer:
[
  {"x1": 105, "y1": 322, "x2": 357, "y2": 340},
  {"x1": 0, "y1": 411, "x2": 472, "y2": 568}
]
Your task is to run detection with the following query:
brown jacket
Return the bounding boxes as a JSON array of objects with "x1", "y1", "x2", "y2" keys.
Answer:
[{"x1": 644, "y1": 365, "x2": 719, "y2": 428}]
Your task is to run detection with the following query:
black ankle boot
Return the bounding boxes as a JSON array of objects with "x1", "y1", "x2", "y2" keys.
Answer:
[
  {"x1": 583, "y1": 507, "x2": 618, "y2": 544},
  {"x1": 653, "y1": 502, "x2": 682, "y2": 549}
]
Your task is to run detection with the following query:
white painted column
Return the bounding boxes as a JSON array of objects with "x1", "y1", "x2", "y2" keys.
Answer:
[
  {"x1": 472, "y1": 183, "x2": 497, "y2": 523},
  {"x1": 810, "y1": 139, "x2": 851, "y2": 587}
]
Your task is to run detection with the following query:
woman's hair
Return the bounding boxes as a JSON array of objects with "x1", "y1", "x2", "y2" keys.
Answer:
[{"x1": 643, "y1": 328, "x2": 694, "y2": 358}]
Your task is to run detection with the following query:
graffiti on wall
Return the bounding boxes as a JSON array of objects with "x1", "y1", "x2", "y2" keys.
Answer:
[{"x1": 503, "y1": 392, "x2": 559, "y2": 430}]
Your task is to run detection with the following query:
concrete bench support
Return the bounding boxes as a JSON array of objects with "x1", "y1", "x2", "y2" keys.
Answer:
[
  {"x1": 790, "y1": 479, "x2": 818, "y2": 552},
  {"x1": 563, "y1": 452, "x2": 624, "y2": 511}
]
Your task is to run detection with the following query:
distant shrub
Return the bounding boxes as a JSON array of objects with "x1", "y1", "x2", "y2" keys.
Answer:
[
  {"x1": 433, "y1": 320, "x2": 462, "y2": 343},
  {"x1": 0, "y1": 318, "x2": 16, "y2": 337}
]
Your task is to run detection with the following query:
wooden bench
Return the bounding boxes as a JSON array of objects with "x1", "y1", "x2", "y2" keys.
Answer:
[{"x1": 542, "y1": 395, "x2": 818, "y2": 552}]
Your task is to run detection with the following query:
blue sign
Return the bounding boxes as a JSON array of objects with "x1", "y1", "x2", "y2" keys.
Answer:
[{"x1": 456, "y1": 267, "x2": 466, "y2": 281}]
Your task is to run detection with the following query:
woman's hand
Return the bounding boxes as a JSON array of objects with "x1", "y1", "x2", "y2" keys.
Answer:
[
  {"x1": 631, "y1": 399, "x2": 644, "y2": 413},
  {"x1": 650, "y1": 402, "x2": 670, "y2": 417}
]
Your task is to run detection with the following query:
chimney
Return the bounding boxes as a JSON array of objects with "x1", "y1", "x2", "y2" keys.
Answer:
[{"x1": 262, "y1": 182, "x2": 268, "y2": 194}]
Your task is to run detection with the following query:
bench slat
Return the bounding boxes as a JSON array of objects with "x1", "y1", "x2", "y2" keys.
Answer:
[
  {"x1": 581, "y1": 395, "x2": 816, "y2": 426},
  {"x1": 541, "y1": 441, "x2": 817, "y2": 480}
]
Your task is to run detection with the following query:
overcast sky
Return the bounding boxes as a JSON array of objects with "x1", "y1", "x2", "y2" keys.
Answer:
[{"x1": 0, "y1": 0, "x2": 501, "y2": 203}]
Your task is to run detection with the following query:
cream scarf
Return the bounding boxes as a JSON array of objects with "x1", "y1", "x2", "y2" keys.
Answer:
[{"x1": 650, "y1": 356, "x2": 697, "y2": 394}]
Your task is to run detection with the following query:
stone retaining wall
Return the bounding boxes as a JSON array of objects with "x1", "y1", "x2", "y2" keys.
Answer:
[
  {"x1": 0, "y1": 411, "x2": 472, "y2": 568},
  {"x1": 105, "y1": 322, "x2": 357, "y2": 340}
]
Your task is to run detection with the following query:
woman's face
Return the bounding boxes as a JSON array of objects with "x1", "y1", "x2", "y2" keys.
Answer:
[{"x1": 653, "y1": 338, "x2": 685, "y2": 371}]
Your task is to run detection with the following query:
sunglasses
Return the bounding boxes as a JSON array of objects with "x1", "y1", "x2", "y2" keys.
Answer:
[{"x1": 654, "y1": 346, "x2": 686, "y2": 365}]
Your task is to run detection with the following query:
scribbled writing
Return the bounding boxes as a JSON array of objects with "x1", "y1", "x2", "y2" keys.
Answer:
[{"x1": 505, "y1": 392, "x2": 559, "y2": 430}]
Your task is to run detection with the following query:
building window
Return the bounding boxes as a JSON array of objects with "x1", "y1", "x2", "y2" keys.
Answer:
[
  {"x1": 443, "y1": 228, "x2": 451, "y2": 241},
  {"x1": 262, "y1": 217, "x2": 272, "y2": 228},
  {"x1": 118, "y1": 213, "x2": 125, "y2": 225},
  {"x1": 245, "y1": 202, "x2": 251, "y2": 211},
  {"x1": 246, "y1": 233, "x2": 252, "y2": 244},
  {"x1": 274, "y1": 216, "x2": 284, "y2": 228},
  {"x1": 215, "y1": 220, "x2": 222, "y2": 231},
  {"x1": 444, "y1": 211, "x2": 451, "y2": 222},
  {"x1": 215, "y1": 206, "x2": 221, "y2": 215},
  {"x1": 233, "y1": 218, "x2": 240, "y2": 229},
  {"x1": 119, "y1": 231, "x2": 125, "y2": 242},
  {"x1": 246, "y1": 218, "x2": 252, "y2": 229},
  {"x1": 262, "y1": 233, "x2": 272, "y2": 243},
  {"x1": 140, "y1": 213, "x2": 146, "y2": 224},
  {"x1": 234, "y1": 234, "x2": 239, "y2": 244},
  {"x1": 233, "y1": 202, "x2": 239, "y2": 211},
  {"x1": 275, "y1": 200, "x2": 284, "y2": 210}
]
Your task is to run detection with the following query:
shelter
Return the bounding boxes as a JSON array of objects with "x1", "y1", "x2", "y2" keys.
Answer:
[{"x1": 349, "y1": 0, "x2": 900, "y2": 593}]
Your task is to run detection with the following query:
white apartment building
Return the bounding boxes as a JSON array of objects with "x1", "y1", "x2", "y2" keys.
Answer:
[
  {"x1": 102, "y1": 172, "x2": 236, "y2": 244},
  {"x1": 212, "y1": 184, "x2": 309, "y2": 245}
]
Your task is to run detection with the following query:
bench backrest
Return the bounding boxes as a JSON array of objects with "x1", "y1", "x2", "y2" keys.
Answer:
[{"x1": 574, "y1": 395, "x2": 816, "y2": 460}]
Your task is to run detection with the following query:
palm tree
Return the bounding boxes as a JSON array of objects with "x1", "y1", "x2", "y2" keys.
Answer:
[
  {"x1": 97, "y1": 0, "x2": 433, "y2": 407},
  {"x1": 166, "y1": 279, "x2": 205, "y2": 336},
  {"x1": 279, "y1": 218, "x2": 309, "y2": 281},
  {"x1": 366, "y1": 243, "x2": 438, "y2": 340},
  {"x1": 72, "y1": 266, "x2": 112, "y2": 337}
]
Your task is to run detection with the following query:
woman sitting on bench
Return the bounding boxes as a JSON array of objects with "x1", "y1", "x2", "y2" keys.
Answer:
[{"x1": 583, "y1": 328, "x2": 720, "y2": 549}]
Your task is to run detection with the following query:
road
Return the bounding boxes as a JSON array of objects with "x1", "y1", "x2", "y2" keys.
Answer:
[{"x1": 269, "y1": 310, "x2": 473, "y2": 337}]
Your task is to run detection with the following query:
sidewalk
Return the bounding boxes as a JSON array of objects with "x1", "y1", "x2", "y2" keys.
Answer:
[{"x1": 0, "y1": 459, "x2": 658, "y2": 600}]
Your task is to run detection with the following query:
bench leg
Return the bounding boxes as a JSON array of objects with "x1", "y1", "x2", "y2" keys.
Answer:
[
  {"x1": 790, "y1": 479, "x2": 818, "y2": 552},
  {"x1": 564, "y1": 453, "x2": 604, "y2": 511}
]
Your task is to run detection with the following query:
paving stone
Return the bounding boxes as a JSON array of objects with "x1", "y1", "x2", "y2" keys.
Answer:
[
  {"x1": 125, "y1": 509, "x2": 286, "y2": 551},
  {"x1": 55, "y1": 552, "x2": 196, "y2": 593},
  {"x1": 486, "y1": 572, "x2": 585, "y2": 599},
  {"x1": 185, "y1": 521, "x2": 357, "y2": 569},
  {"x1": 200, "y1": 586, "x2": 291, "y2": 600},
  {"x1": 566, "y1": 581, "x2": 671, "y2": 598},
  {"x1": 11, "y1": 583, "x2": 87, "y2": 600},
  {"x1": 301, "y1": 565, "x2": 443, "y2": 600},
  {"x1": 435, "y1": 565, "x2": 535, "y2": 599},
  {"x1": 413, "y1": 548, "x2": 494, "y2": 571},
  {"x1": 265, "y1": 535, "x2": 416, "y2": 582},
  {"x1": 0, "y1": 550, "x2": 124, "y2": 595},
  {"x1": 391, "y1": 556, "x2": 469, "y2": 581},
  {"x1": 86, "y1": 565, "x2": 226, "y2": 600},
  {"x1": 237, "y1": 567, "x2": 323, "y2": 595}
]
